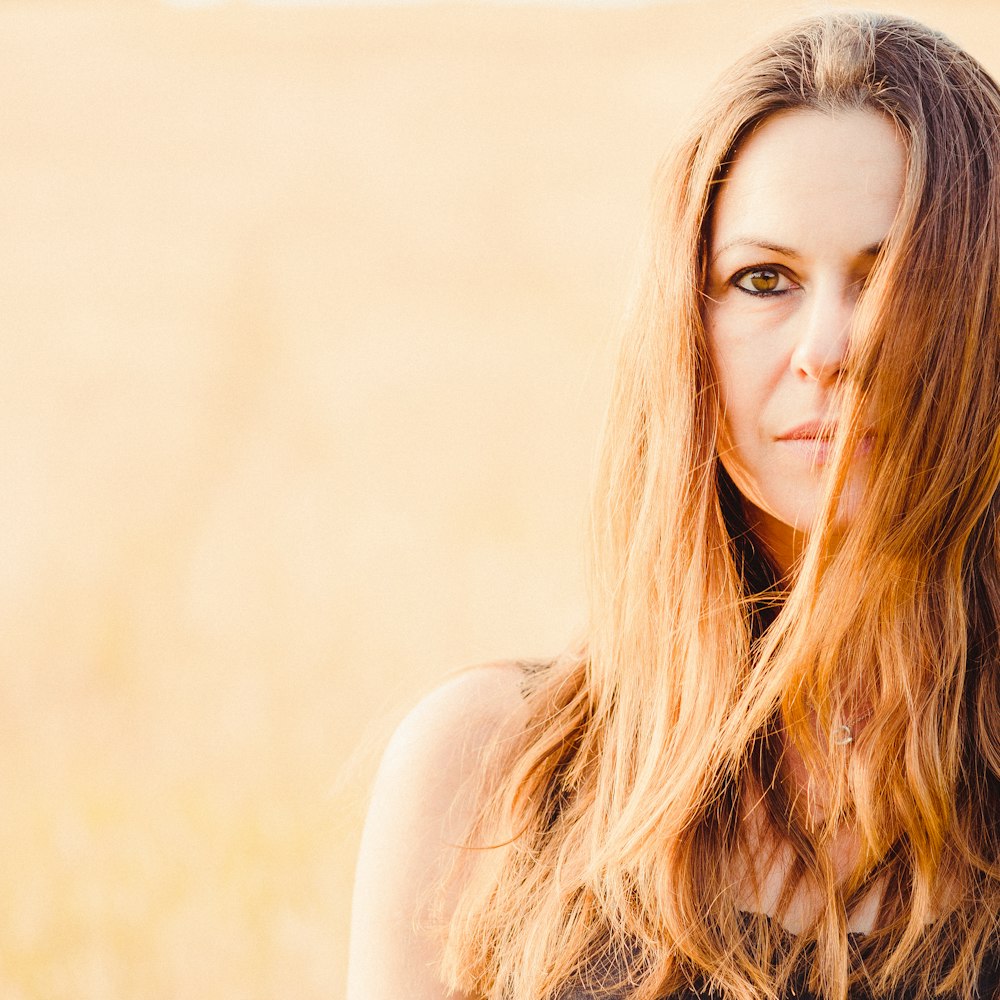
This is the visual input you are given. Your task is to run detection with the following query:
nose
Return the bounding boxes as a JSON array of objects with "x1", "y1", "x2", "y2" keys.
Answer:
[{"x1": 790, "y1": 280, "x2": 853, "y2": 384}]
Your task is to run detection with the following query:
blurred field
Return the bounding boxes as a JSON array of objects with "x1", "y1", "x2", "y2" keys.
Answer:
[{"x1": 2, "y1": 0, "x2": 997, "y2": 996}]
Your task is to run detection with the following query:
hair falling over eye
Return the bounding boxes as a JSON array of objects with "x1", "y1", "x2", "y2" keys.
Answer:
[{"x1": 437, "y1": 12, "x2": 1000, "y2": 1000}]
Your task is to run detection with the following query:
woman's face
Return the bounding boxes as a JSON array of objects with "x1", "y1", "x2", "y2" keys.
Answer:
[{"x1": 704, "y1": 108, "x2": 907, "y2": 572}]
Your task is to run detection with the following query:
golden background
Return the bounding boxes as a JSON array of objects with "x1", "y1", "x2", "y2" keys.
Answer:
[{"x1": 4, "y1": 1, "x2": 996, "y2": 996}]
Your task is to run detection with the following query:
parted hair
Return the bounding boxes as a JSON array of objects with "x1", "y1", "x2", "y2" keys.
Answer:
[{"x1": 440, "y1": 10, "x2": 1000, "y2": 1000}]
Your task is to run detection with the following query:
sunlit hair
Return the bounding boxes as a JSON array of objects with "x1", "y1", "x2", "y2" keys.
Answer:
[{"x1": 440, "y1": 11, "x2": 1000, "y2": 1000}]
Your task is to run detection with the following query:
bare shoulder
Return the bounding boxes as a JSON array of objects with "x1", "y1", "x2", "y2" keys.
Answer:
[
  {"x1": 387, "y1": 659, "x2": 528, "y2": 760},
  {"x1": 371, "y1": 661, "x2": 529, "y2": 822},
  {"x1": 346, "y1": 661, "x2": 530, "y2": 1000}
]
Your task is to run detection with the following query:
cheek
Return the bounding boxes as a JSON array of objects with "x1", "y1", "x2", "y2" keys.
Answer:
[
  {"x1": 708, "y1": 336, "x2": 763, "y2": 445},
  {"x1": 707, "y1": 318, "x2": 787, "y2": 448}
]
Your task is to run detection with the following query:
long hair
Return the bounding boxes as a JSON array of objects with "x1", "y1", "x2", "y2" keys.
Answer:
[{"x1": 441, "y1": 11, "x2": 1000, "y2": 1000}]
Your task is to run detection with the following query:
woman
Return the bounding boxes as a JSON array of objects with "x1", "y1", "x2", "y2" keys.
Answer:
[{"x1": 348, "y1": 10, "x2": 1000, "y2": 1000}]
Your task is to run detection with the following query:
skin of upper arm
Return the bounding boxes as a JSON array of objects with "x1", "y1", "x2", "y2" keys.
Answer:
[{"x1": 346, "y1": 662, "x2": 528, "y2": 1000}]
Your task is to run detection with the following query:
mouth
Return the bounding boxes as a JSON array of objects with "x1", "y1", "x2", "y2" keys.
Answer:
[
  {"x1": 776, "y1": 421, "x2": 875, "y2": 463},
  {"x1": 778, "y1": 420, "x2": 834, "y2": 442}
]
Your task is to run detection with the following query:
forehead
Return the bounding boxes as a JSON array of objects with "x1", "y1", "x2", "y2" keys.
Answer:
[{"x1": 710, "y1": 108, "x2": 907, "y2": 257}]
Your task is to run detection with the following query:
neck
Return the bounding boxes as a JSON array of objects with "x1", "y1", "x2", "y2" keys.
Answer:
[{"x1": 743, "y1": 504, "x2": 804, "y2": 579}]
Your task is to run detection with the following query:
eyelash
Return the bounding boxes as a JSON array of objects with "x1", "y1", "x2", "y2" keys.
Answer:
[{"x1": 729, "y1": 266, "x2": 796, "y2": 297}]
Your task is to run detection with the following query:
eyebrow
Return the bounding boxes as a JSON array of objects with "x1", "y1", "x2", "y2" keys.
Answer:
[{"x1": 710, "y1": 238, "x2": 884, "y2": 265}]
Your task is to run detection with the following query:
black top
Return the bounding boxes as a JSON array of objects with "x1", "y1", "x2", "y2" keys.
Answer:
[
  {"x1": 556, "y1": 914, "x2": 1000, "y2": 999},
  {"x1": 515, "y1": 667, "x2": 999, "y2": 999}
]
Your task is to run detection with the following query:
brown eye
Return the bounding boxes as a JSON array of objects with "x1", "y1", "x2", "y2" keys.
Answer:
[
  {"x1": 731, "y1": 267, "x2": 793, "y2": 296},
  {"x1": 736, "y1": 267, "x2": 781, "y2": 294},
  {"x1": 750, "y1": 270, "x2": 778, "y2": 291}
]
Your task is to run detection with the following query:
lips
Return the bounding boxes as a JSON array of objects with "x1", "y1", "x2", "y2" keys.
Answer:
[
  {"x1": 777, "y1": 419, "x2": 835, "y2": 442},
  {"x1": 776, "y1": 420, "x2": 874, "y2": 464},
  {"x1": 777, "y1": 419, "x2": 874, "y2": 442}
]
